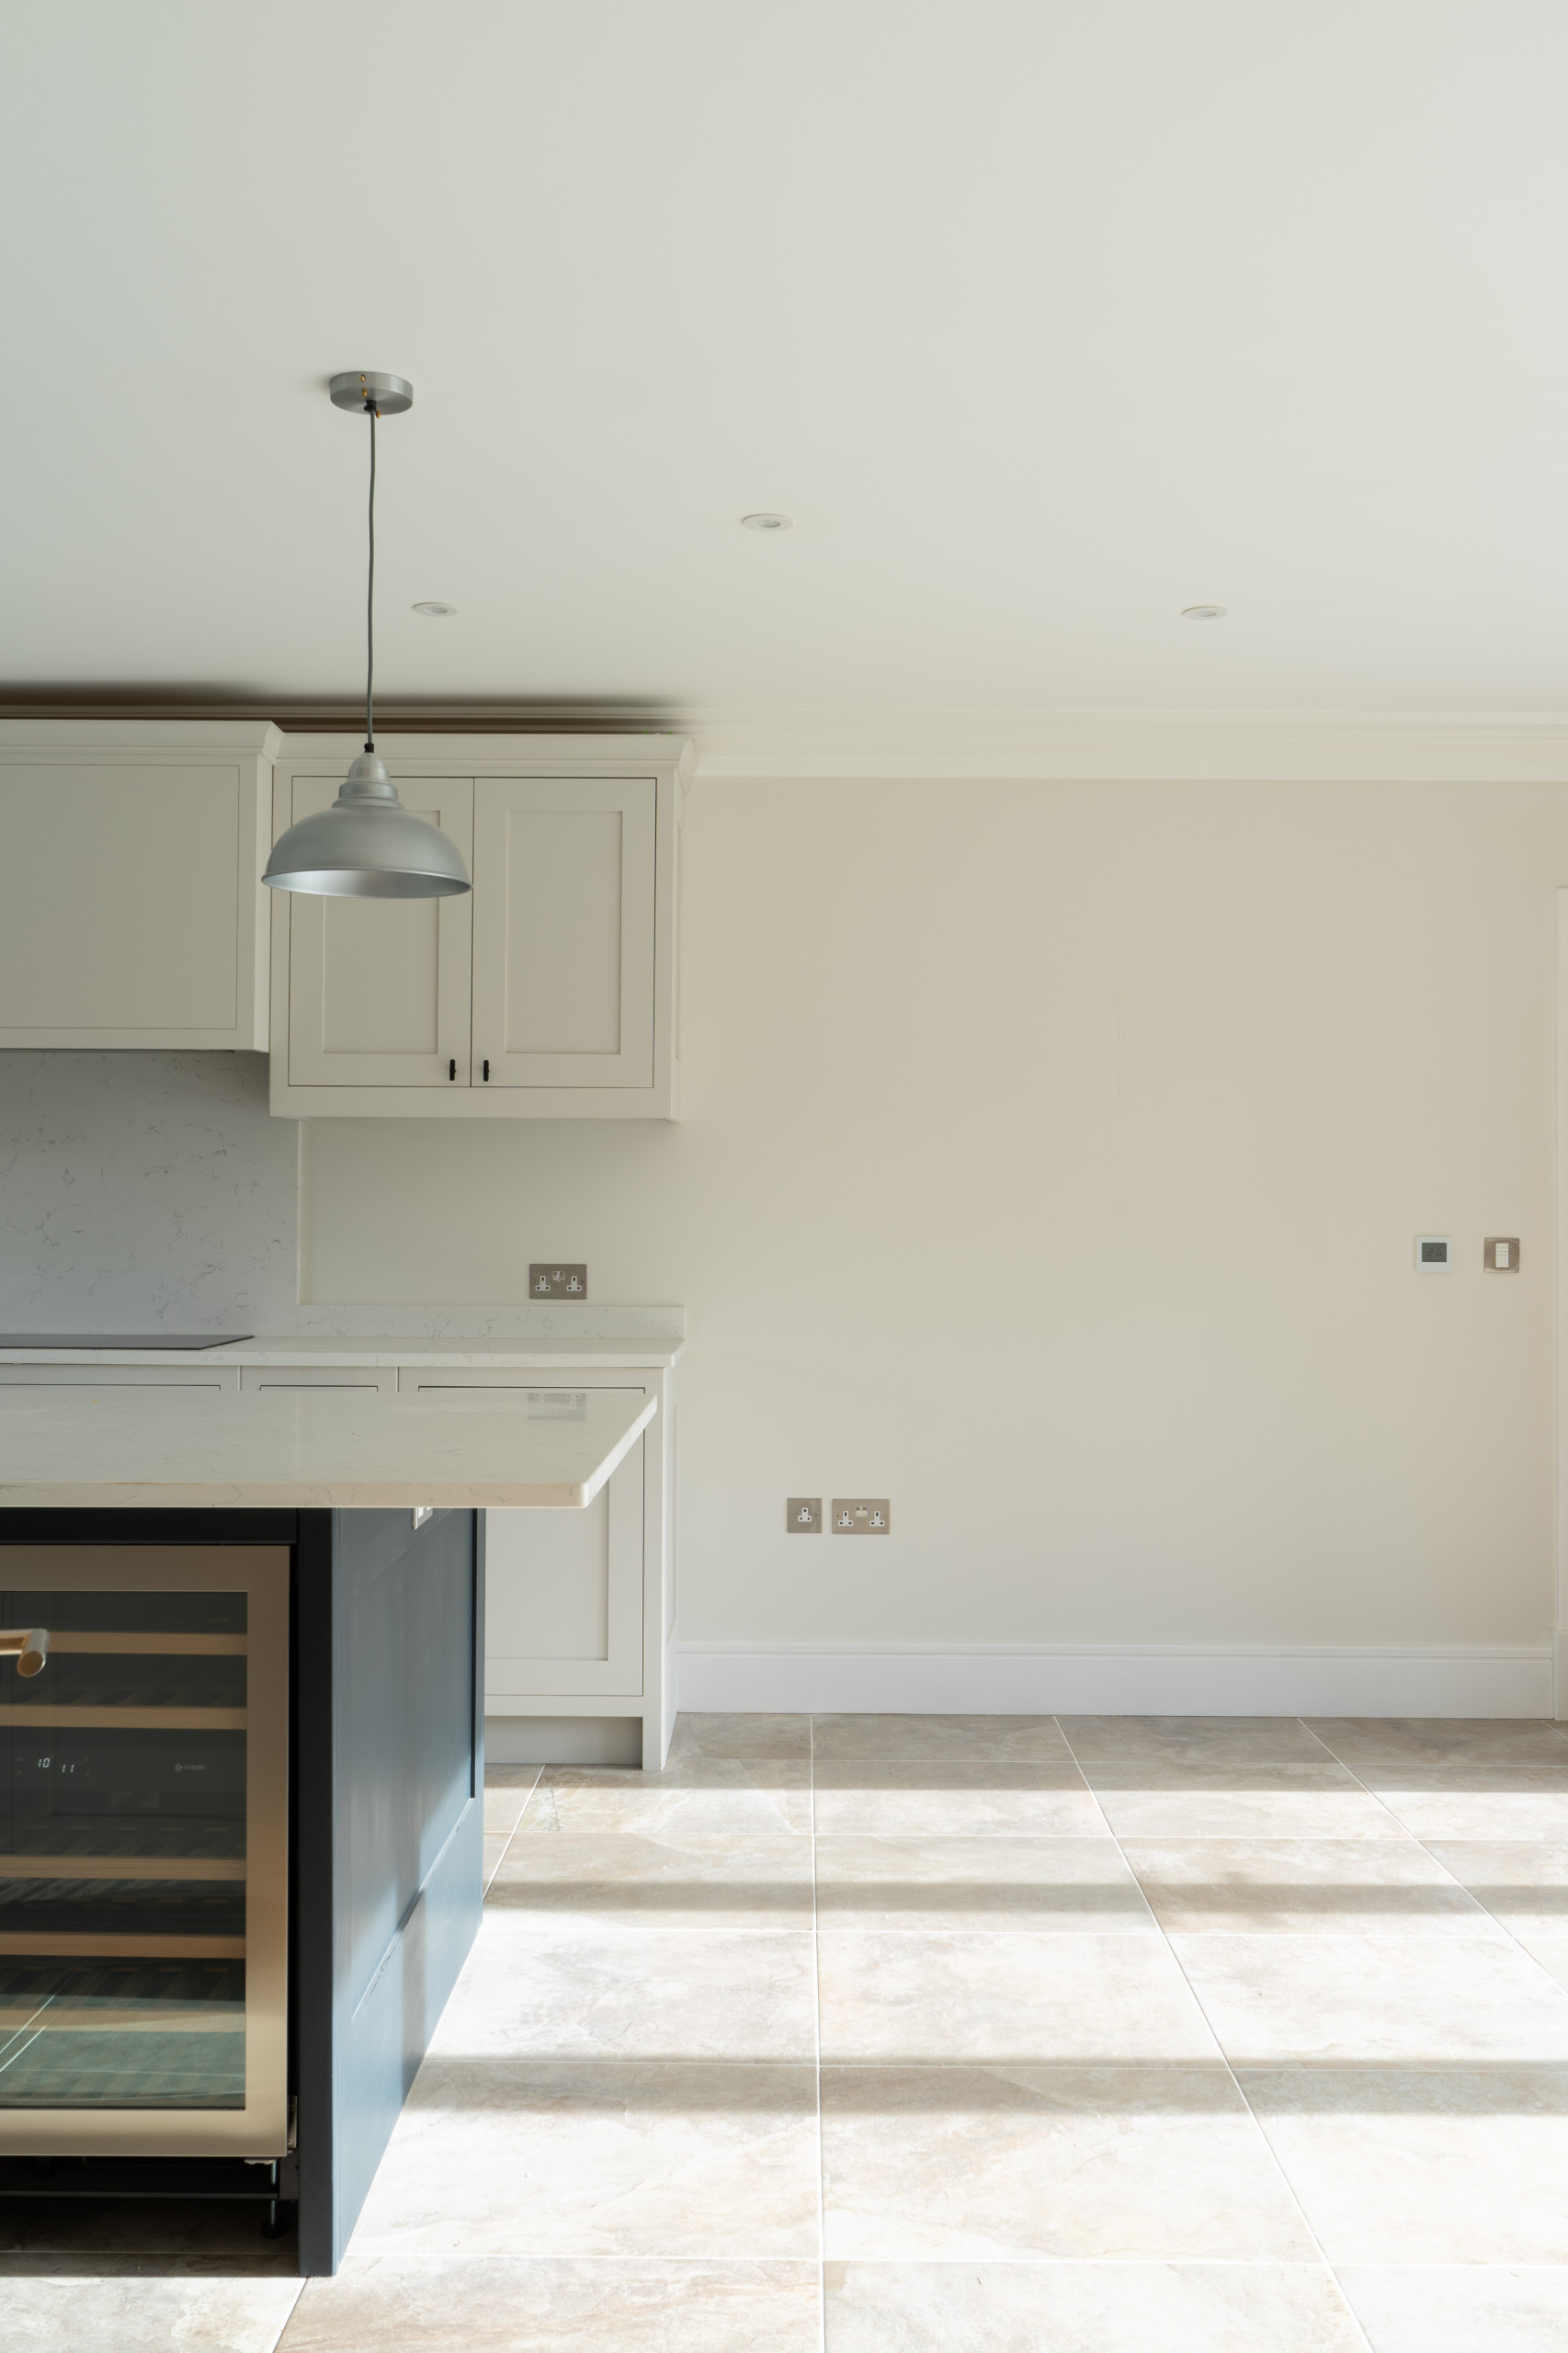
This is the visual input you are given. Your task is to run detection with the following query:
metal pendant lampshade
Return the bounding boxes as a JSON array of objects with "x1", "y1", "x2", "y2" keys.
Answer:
[
  {"x1": 263, "y1": 371, "x2": 472, "y2": 901},
  {"x1": 262, "y1": 751, "x2": 471, "y2": 897}
]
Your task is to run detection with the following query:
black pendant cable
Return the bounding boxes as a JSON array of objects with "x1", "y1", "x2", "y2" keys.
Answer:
[{"x1": 364, "y1": 397, "x2": 377, "y2": 756}]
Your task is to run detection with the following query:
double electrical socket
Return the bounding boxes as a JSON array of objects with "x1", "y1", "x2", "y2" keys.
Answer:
[
  {"x1": 530, "y1": 1263, "x2": 587, "y2": 1299},
  {"x1": 787, "y1": 1497, "x2": 891, "y2": 1535}
]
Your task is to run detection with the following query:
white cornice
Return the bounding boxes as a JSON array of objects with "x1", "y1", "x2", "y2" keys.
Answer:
[{"x1": 676, "y1": 706, "x2": 1568, "y2": 783}]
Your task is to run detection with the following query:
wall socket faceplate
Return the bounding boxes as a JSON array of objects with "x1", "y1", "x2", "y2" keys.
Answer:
[
  {"x1": 787, "y1": 1497, "x2": 823, "y2": 1533},
  {"x1": 833, "y1": 1498, "x2": 891, "y2": 1534},
  {"x1": 529, "y1": 1263, "x2": 587, "y2": 1300}
]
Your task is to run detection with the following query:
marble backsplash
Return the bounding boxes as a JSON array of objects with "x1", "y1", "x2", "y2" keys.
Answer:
[{"x1": 0, "y1": 1051, "x2": 299, "y2": 1332}]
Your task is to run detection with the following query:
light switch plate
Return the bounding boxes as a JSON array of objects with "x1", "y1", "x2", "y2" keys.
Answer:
[
  {"x1": 529, "y1": 1263, "x2": 587, "y2": 1300},
  {"x1": 787, "y1": 1497, "x2": 823, "y2": 1533},
  {"x1": 1483, "y1": 1237, "x2": 1520, "y2": 1272},
  {"x1": 833, "y1": 1498, "x2": 891, "y2": 1534}
]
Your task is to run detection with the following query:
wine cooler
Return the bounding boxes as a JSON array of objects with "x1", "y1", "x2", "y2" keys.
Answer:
[{"x1": 0, "y1": 1547, "x2": 288, "y2": 2157}]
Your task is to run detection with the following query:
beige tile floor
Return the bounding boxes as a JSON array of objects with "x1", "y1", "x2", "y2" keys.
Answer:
[{"x1": 8, "y1": 1711, "x2": 1568, "y2": 2349}]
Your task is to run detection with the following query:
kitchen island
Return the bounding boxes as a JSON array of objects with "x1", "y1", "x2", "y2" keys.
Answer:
[{"x1": 0, "y1": 1382, "x2": 656, "y2": 2273}]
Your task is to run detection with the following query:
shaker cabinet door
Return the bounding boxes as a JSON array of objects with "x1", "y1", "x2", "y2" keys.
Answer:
[
  {"x1": 0, "y1": 765, "x2": 241, "y2": 1038},
  {"x1": 470, "y1": 776, "x2": 656, "y2": 1090},
  {"x1": 482, "y1": 1441, "x2": 645, "y2": 1699},
  {"x1": 397, "y1": 1374, "x2": 646, "y2": 1699},
  {"x1": 0, "y1": 725, "x2": 275, "y2": 1051},
  {"x1": 285, "y1": 777, "x2": 473, "y2": 1088}
]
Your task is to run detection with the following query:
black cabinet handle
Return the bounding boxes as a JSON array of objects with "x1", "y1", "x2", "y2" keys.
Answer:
[
  {"x1": 449, "y1": 1059, "x2": 456, "y2": 1082},
  {"x1": 483, "y1": 1059, "x2": 490, "y2": 1082}
]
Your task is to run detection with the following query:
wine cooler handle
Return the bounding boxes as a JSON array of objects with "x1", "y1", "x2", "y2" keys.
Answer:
[{"x1": 0, "y1": 1626, "x2": 49, "y2": 1677}]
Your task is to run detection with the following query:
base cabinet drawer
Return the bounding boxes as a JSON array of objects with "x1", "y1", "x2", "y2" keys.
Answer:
[{"x1": 0, "y1": 1366, "x2": 240, "y2": 1392}]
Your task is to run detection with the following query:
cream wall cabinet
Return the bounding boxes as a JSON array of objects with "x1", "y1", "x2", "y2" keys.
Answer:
[
  {"x1": 268, "y1": 733, "x2": 688, "y2": 1119},
  {"x1": 0, "y1": 722, "x2": 277, "y2": 1050}
]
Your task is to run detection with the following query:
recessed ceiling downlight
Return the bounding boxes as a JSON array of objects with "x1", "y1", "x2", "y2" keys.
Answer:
[
  {"x1": 413, "y1": 601, "x2": 459, "y2": 617},
  {"x1": 1182, "y1": 604, "x2": 1228, "y2": 620},
  {"x1": 741, "y1": 512, "x2": 792, "y2": 531}
]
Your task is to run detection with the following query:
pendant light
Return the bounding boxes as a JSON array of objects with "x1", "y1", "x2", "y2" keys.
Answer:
[{"x1": 262, "y1": 372, "x2": 472, "y2": 900}]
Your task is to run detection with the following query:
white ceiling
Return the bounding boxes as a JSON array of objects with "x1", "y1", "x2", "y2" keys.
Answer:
[{"x1": 4, "y1": 2, "x2": 1566, "y2": 714}]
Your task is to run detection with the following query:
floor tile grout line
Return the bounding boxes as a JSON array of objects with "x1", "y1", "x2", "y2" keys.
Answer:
[
  {"x1": 263, "y1": 2289, "x2": 307, "y2": 2352},
  {"x1": 1404, "y1": 1843, "x2": 1568, "y2": 1993},
  {"x1": 809, "y1": 1714, "x2": 826, "y2": 2353},
  {"x1": 1061, "y1": 1722, "x2": 1164, "y2": 1929},
  {"x1": 1309, "y1": 1734, "x2": 1565, "y2": 1956},
  {"x1": 1265, "y1": 1722, "x2": 1391, "y2": 2353},
  {"x1": 1055, "y1": 1711, "x2": 1379, "y2": 2353},
  {"x1": 482, "y1": 1764, "x2": 543, "y2": 1896},
  {"x1": 1312, "y1": 1738, "x2": 1568, "y2": 1998}
]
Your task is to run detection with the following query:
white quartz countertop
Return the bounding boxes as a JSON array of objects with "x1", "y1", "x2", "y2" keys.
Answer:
[{"x1": 0, "y1": 1384, "x2": 658, "y2": 1509}]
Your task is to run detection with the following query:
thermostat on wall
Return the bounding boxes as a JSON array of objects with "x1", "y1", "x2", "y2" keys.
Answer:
[{"x1": 1415, "y1": 1235, "x2": 1451, "y2": 1273}]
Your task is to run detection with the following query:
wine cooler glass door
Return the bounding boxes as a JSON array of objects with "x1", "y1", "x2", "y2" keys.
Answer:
[{"x1": 0, "y1": 1547, "x2": 289, "y2": 2157}]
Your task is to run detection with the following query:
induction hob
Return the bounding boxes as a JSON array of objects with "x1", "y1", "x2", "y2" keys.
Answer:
[{"x1": 0, "y1": 1334, "x2": 255, "y2": 1350}]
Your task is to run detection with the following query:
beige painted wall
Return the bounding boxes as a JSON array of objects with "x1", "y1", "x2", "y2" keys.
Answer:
[{"x1": 301, "y1": 773, "x2": 1566, "y2": 1649}]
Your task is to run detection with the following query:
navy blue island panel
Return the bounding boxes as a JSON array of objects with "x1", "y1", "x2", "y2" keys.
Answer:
[{"x1": 295, "y1": 1506, "x2": 485, "y2": 2274}]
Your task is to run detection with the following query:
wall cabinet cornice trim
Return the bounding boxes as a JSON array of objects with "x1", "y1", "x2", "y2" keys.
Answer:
[
  {"x1": 13, "y1": 700, "x2": 1568, "y2": 779},
  {"x1": 0, "y1": 720, "x2": 283, "y2": 758}
]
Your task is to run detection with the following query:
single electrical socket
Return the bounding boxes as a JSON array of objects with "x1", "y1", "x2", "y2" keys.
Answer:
[
  {"x1": 787, "y1": 1497, "x2": 823, "y2": 1533},
  {"x1": 529, "y1": 1263, "x2": 587, "y2": 1300},
  {"x1": 833, "y1": 1498, "x2": 891, "y2": 1535}
]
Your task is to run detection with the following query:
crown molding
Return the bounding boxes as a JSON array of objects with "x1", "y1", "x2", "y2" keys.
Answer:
[
  {"x1": 678, "y1": 706, "x2": 1568, "y2": 782},
  {"x1": 5, "y1": 697, "x2": 1568, "y2": 782}
]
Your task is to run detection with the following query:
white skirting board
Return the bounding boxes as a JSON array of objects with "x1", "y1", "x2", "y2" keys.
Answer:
[{"x1": 676, "y1": 1642, "x2": 1556, "y2": 1719}]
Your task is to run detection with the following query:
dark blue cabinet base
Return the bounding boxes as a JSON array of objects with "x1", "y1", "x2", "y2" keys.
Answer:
[{"x1": 295, "y1": 1506, "x2": 484, "y2": 2273}]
